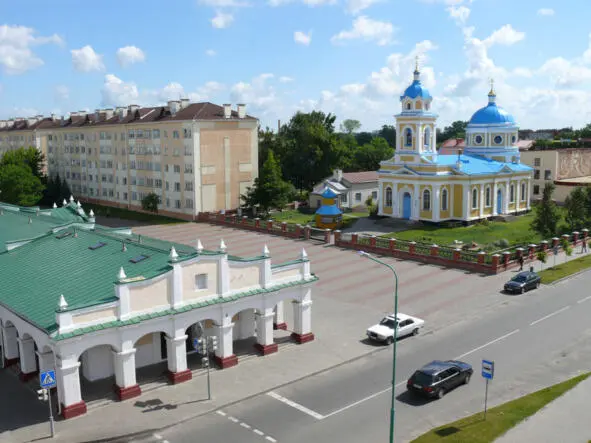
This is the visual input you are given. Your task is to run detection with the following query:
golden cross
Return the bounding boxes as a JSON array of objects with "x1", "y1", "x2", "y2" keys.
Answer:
[{"x1": 489, "y1": 78, "x2": 495, "y2": 94}]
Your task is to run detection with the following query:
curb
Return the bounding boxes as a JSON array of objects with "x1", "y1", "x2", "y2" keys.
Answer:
[
  {"x1": 546, "y1": 266, "x2": 591, "y2": 286},
  {"x1": 79, "y1": 344, "x2": 390, "y2": 443}
]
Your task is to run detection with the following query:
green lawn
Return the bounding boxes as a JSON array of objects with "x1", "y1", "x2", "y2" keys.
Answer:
[
  {"x1": 411, "y1": 372, "x2": 590, "y2": 443},
  {"x1": 382, "y1": 212, "x2": 540, "y2": 249},
  {"x1": 269, "y1": 210, "x2": 315, "y2": 225},
  {"x1": 343, "y1": 211, "x2": 369, "y2": 218},
  {"x1": 90, "y1": 204, "x2": 187, "y2": 225},
  {"x1": 539, "y1": 253, "x2": 591, "y2": 284}
]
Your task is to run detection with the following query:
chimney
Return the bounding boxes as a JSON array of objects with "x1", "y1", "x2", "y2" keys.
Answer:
[
  {"x1": 168, "y1": 100, "x2": 180, "y2": 115},
  {"x1": 26, "y1": 117, "x2": 38, "y2": 126},
  {"x1": 223, "y1": 104, "x2": 231, "y2": 119},
  {"x1": 456, "y1": 148, "x2": 463, "y2": 169},
  {"x1": 237, "y1": 104, "x2": 246, "y2": 119},
  {"x1": 116, "y1": 106, "x2": 127, "y2": 121},
  {"x1": 78, "y1": 110, "x2": 87, "y2": 117},
  {"x1": 104, "y1": 108, "x2": 114, "y2": 120},
  {"x1": 180, "y1": 98, "x2": 190, "y2": 109},
  {"x1": 94, "y1": 109, "x2": 101, "y2": 122},
  {"x1": 70, "y1": 111, "x2": 79, "y2": 117},
  {"x1": 128, "y1": 104, "x2": 139, "y2": 114},
  {"x1": 35, "y1": 114, "x2": 44, "y2": 120},
  {"x1": 333, "y1": 169, "x2": 343, "y2": 182},
  {"x1": 0, "y1": 121, "x2": 5, "y2": 129},
  {"x1": 50, "y1": 113, "x2": 57, "y2": 122}
]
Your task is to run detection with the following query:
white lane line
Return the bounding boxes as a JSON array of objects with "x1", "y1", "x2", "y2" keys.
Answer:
[
  {"x1": 267, "y1": 391, "x2": 325, "y2": 420},
  {"x1": 454, "y1": 329, "x2": 520, "y2": 360},
  {"x1": 254, "y1": 429, "x2": 265, "y2": 436},
  {"x1": 530, "y1": 306, "x2": 570, "y2": 326},
  {"x1": 578, "y1": 295, "x2": 591, "y2": 304},
  {"x1": 153, "y1": 434, "x2": 162, "y2": 440},
  {"x1": 323, "y1": 387, "x2": 390, "y2": 419},
  {"x1": 229, "y1": 416, "x2": 239, "y2": 423},
  {"x1": 265, "y1": 437, "x2": 277, "y2": 443},
  {"x1": 216, "y1": 410, "x2": 227, "y2": 417},
  {"x1": 240, "y1": 422, "x2": 251, "y2": 429}
]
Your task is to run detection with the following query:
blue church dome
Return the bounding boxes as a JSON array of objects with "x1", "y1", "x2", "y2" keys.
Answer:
[
  {"x1": 401, "y1": 79, "x2": 432, "y2": 100},
  {"x1": 469, "y1": 86, "x2": 515, "y2": 125}
]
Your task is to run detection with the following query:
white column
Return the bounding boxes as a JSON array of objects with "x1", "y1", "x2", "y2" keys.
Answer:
[
  {"x1": 214, "y1": 316, "x2": 237, "y2": 368},
  {"x1": 56, "y1": 358, "x2": 86, "y2": 418},
  {"x1": 292, "y1": 288, "x2": 314, "y2": 343},
  {"x1": 218, "y1": 254, "x2": 230, "y2": 296},
  {"x1": 493, "y1": 182, "x2": 498, "y2": 215},
  {"x1": 526, "y1": 178, "x2": 531, "y2": 210},
  {"x1": 432, "y1": 185, "x2": 440, "y2": 222},
  {"x1": 504, "y1": 181, "x2": 510, "y2": 213},
  {"x1": 165, "y1": 334, "x2": 191, "y2": 384},
  {"x1": 413, "y1": 183, "x2": 420, "y2": 220},
  {"x1": 273, "y1": 301, "x2": 286, "y2": 329},
  {"x1": 464, "y1": 187, "x2": 470, "y2": 221},
  {"x1": 1, "y1": 324, "x2": 19, "y2": 364},
  {"x1": 171, "y1": 263, "x2": 183, "y2": 308},
  {"x1": 255, "y1": 308, "x2": 277, "y2": 355},
  {"x1": 18, "y1": 336, "x2": 37, "y2": 377},
  {"x1": 113, "y1": 348, "x2": 141, "y2": 400},
  {"x1": 36, "y1": 349, "x2": 55, "y2": 375},
  {"x1": 479, "y1": 185, "x2": 484, "y2": 218},
  {"x1": 238, "y1": 309, "x2": 256, "y2": 340},
  {"x1": 393, "y1": 185, "x2": 399, "y2": 217}
]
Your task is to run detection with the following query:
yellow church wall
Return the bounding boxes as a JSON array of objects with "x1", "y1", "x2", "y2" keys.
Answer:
[
  {"x1": 453, "y1": 184, "x2": 463, "y2": 219},
  {"x1": 382, "y1": 181, "x2": 393, "y2": 214},
  {"x1": 439, "y1": 185, "x2": 451, "y2": 219},
  {"x1": 492, "y1": 156, "x2": 505, "y2": 162},
  {"x1": 483, "y1": 207, "x2": 493, "y2": 216},
  {"x1": 399, "y1": 156, "x2": 415, "y2": 162},
  {"x1": 470, "y1": 184, "x2": 481, "y2": 218}
]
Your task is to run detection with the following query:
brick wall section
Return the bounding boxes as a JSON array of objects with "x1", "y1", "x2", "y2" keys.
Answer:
[{"x1": 196, "y1": 212, "x2": 306, "y2": 240}]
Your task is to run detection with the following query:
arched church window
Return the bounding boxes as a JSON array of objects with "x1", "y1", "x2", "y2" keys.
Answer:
[
  {"x1": 511, "y1": 135, "x2": 517, "y2": 144},
  {"x1": 475, "y1": 135, "x2": 483, "y2": 144},
  {"x1": 510, "y1": 184, "x2": 515, "y2": 203},
  {"x1": 472, "y1": 188, "x2": 478, "y2": 209},
  {"x1": 424, "y1": 128, "x2": 430, "y2": 147},
  {"x1": 406, "y1": 103, "x2": 411, "y2": 110},
  {"x1": 425, "y1": 102, "x2": 430, "y2": 111},
  {"x1": 441, "y1": 188, "x2": 448, "y2": 211},
  {"x1": 405, "y1": 128, "x2": 413, "y2": 147},
  {"x1": 485, "y1": 186, "x2": 491, "y2": 207},
  {"x1": 521, "y1": 183, "x2": 526, "y2": 201},
  {"x1": 385, "y1": 187, "x2": 393, "y2": 207},
  {"x1": 422, "y1": 189, "x2": 431, "y2": 211}
]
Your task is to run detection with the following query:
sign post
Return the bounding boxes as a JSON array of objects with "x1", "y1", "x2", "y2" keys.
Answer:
[
  {"x1": 39, "y1": 370, "x2": 57, "y2": 438},
  {"x1": 481, "y1": 360, "x2": 494, "y2": 420},
  {"x1": 193, "y1": 336, "x2": 218, "y2": 400}
]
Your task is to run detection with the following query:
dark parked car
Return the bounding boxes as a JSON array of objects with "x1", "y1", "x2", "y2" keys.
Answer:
[
  {"x1": 504, "y1": 271, "x2": 541, "y2": 294},
  {"x1": 407, "y1": 360, "x2": 473, "y2": 399}
]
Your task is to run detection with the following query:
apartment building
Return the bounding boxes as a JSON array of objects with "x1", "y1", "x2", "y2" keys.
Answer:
[
  {"x1": 520, "y1": 148, "x2": 591, "y2": 203},
  {"x1": 0, "y1": 101, "x2": 258, "y2": 218}
]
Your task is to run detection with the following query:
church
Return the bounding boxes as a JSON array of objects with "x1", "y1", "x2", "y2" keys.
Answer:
[{"x1": 377, "y1": 62, "x2": 533, "y2": 222}]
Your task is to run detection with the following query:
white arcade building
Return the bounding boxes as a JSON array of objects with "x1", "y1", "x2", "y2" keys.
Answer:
[{"x1": 0, "y1": 214, "x2": 317, "y2": 419}]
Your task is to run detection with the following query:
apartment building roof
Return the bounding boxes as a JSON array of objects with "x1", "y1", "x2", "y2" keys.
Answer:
[{"x1": 0, "y1": 102, "x2": 256, "y2": 133}]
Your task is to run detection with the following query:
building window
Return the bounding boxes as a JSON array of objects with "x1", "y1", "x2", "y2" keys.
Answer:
[
  {"x1": 372, "y1": 191, "x2": 378, "y2": 200},
  {"x1": 175, "y1": 199, "x2": 181, "y2": 209},
  {"x1": 406, "y1": 103, "x2": 411, "y2": 110},
  {"x1": 424, "y1": 127, "x2": 430, "y2": 147},
  {"x1": 521, "y1": 183, "x2": 526, "y2": 201},
  {"x1": 186, "y1": 199, "x2": 194, "y2": 208},
  {"x1": 174, "y1": 182, "x2": 181, "y2": 192},
  {"x1": 173, "y1": 130, "x2": 180, "y2": 139},
  {"x1": 494, "y1": 135, "x2": 503, "y2": 144},
  {"x1": 511, "y1": 135, "x2": 517, "y2": 144},
  {"x1": 355, "y1": 192, "x2": 362, "y2": 202},
  {"x1": 510, "y1": 184, "x2": 515, "y2": 203},
  {"x1": 475, "y1": 135, "x2": 483, "y2": 144},
  {"x1": 534, "y1": 170, "x2": 540, "y2": 180},
  {"x1": 341, "y1": 193, "x2": 347, "y2": 204},
  {"x1": 544, "y1": 170, "x2": 552, "y2": 180},
  {"x1": 533, "y1": 185, "x2": 540, "y2": 195},
  {"x1": 422, "y1": 189, "x2": 431, "y2": 211},
  {"x1": 472, "y1": 188, "x2": 478, "y2": 209},
  {"x1": 173, "y1": 164, "x2": 181, "y2": 173},
  {"x1": 385, "y1": 187, "x2": 393, "y2": 207},
  {"x1": 485, "y1": 186, "x2": 491, "y2": 207},
  {"x1": 405, "y1": 128, "x2": 412, "y2": 147},
  {"x1": 441, "y1": 188, "x2": 448, "y2": 211},
  {"x1": 195, "y1": 274, "x2": 208, "y2": 290},
  {"x1": 534, "y1": 158, "x2": 541, "y2": 167}
]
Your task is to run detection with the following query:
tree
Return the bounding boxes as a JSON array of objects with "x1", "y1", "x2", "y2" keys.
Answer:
[
  {"x1": 353, "y1": 137, "x2": 394, "y2": 171},
  {"x1": 375, "y1": 125, "x2": 396, "y2": 149},
  {"x1": 340, "y1": 119, "x2": 361, "y2": 134},
  {"x1": 536, "y1": 250, "x2": 548, "y2": 270},
  {"x1": 437, "y1": 120, "x2": 468, "y2": 143},
  {"x1": 0, "y1": 147, "x2": 46, "y2": 180},
  {"x1": 0, "y1": 163, "x2": 44, "y2": 206},
  {"x1": 241, "y1": 150, "x2": 292, "y2": 217},
  {"x1": 531, "y1": 183, "x2": 561, "y2": 239},
  {"x1": 258, "y1": 126, "x2": 277, "y2": 169},
  {"x1": 560, "y1": 237, "x2": 573, "y2": 264},
  {"x1": 142, "y1": 192, "x2": 161, "y2": 213},
  {"x1": 564, "y1": 187, "x2": 587, "y2": 230},
  {"x1": 60, "y1": 176, "x2": 71, "y2": 202}
]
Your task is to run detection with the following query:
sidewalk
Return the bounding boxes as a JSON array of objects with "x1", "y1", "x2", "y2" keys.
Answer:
[{"x1": 495, "y1": 374, "x2": 591, "y2": 443}]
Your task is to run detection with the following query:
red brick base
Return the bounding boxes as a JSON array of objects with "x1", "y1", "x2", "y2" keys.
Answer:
[
  {"x1": 61, "y1": 401, "x2": 87, "y2": 419},
  {"x1": 114, "y1": 384, "x2": 142, "y2": 401},
  {"x1": 3, "y1": 357, "x2": 18, "y2": 367},
  {"x1": 166, "y1": 369, "x2": 192, "y2": 384},
  {"x1": 291, "y1": 332, "x2": 315, "y2": 344},
  {"x1": 19, "y1": 370, "x2": 38, "y2": 382},
  {"x1": 254, "y1": 343, "x2": 278, "y2": 356},
  {"x1": 214, "y1": 354, "x2": 238, "y2": 369},
  {"x1": 273, "y1": 322, "x2": 287, "y2": 330}
]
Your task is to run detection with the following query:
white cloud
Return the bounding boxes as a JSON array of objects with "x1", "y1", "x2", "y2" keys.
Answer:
[
  {"x1": 101, "y1": 74, "x2": 139, "y2": 106},
  {"x1": 294, "y1": 30, "x2": 312, "y2": 45},
  {"x1": 268, "y1": 0, "x2": 336, "y2": 6},
  {"x1": 116, "y1": 46, "x2": 146, "y2": 67},
  {"x1": 0, "y1": 25, "x2": 63, "y2": 75},
  {"x1": 54, "y1": 85, "x2": 69, "y2": 101},
  {"x1": 229, "y1": 73, "x2": 289, "y2": 120},
  {"x1": 205, "y1": 49, "x2": 217, "y2": 56},
  {"x1": 279, "y1": 76, "x2": 294, "y2": 83},
  {"x1": 157, "y1": 82, "x2": 186, "y2": 101},
  {"x1": 188, "y1": 81, "x2": 226, "y2": 102},
  {"x1": 211, "y1": 11, "x2": 234, "y2": 28},
  {"x1": 447, "y1": 5, "x2": 470, "y2": 24},
  {"x1": 331, "y1": 16, "x2": 397, "y2": 46},
  {"x1": 346, "y1": 0, "x2": 383, "y2": 15},
  {"x1": 537, "y1": 8, "x2": 554, "y2": 16},
  {"x1": 483, "y1": 24, "x2": 525, "y2": 47},
  {"x1": 539, "y1": 57, "x2": 591, "y2": 87},
  {"x1": 198, "y1": 0, "x2": 250, "y2": 6},
  {"x1": 71, "y1": 45, "x2": 105, "y2": 72}
]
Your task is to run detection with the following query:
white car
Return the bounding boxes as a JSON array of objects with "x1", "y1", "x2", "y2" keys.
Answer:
[{"x1": 366, "y1": 313, "x2": 425, "y2": 344}]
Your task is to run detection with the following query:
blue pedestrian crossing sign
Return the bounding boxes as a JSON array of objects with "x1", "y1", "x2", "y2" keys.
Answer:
[
  {"x1": 481, "y1": 360, "x2": 494, "y2": 380},
  {"x1": 40, "y1": 370, "x2": 57, "y2": 389}
]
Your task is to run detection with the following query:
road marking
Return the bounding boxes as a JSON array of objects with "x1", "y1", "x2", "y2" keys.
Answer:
[
  {"x1": 454, "y1": 329, "x2": 520, "y2": 360},
  {"x1": 217, "y1": 410, "x2": 278, "y2": 441},
  {"x1": 216, "y1": 410, "x2": 227, "y2": 417},
  {"x1": 153, "y1": 434, "x2": 162, "y2": 440},
  {"x1": 578, "y1": 295, "x2": 591, "y2": 304},
  {"x1": 267, "y1": 391, "x2": 325, "y2": 420},
  {"x1": 254, "y1": 429, "x2": 265, "y2": 436},
  {"x1": 266, "y1": 437, "x2": 277, "y2": 443},
  {"x1": 240, "y1": 422, "x2": 251, "y2": 429},
  {"x1": 229, "y1": 416, "x2": 239, "y2": 423},
  {"x1": 530, "y1": 306, "x2": 570, "y2": 326}
]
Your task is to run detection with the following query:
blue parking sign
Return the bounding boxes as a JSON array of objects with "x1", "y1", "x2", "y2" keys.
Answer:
[{"x1": 481, "y1": 360, "x2": 494, "y2": 380}]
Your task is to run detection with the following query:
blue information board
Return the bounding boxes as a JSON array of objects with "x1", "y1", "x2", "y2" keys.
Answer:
[{"x1": 481, "y1": 360, "x2": 494, "y2": 380}]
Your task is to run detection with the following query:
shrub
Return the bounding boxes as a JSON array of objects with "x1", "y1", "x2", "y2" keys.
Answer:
[
  {"x1": 479, "y1": 218, "x2": 490, "y2": 226},
  {"x1": 498, "y1": 238, "x2": 510, "y2": 248}
]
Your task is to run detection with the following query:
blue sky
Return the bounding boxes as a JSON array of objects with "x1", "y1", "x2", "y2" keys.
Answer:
[{"x1": 1, "y1": 0, "x2": 590, "y2": 131}]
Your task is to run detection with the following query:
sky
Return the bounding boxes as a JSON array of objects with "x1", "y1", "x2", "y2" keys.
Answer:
[{"x1": 1, "y1": 0, "x2": 591, "y2": 132}]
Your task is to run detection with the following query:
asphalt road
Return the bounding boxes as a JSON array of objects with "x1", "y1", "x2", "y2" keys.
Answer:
[{"x1": 140, "y1": 272, "x2": 591, "y2": 443}]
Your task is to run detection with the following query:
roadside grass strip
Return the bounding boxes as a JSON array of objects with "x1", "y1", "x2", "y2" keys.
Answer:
[
  {"x1": 410, "y1": 372, "x2": 590, "y2": 443},
  {"x1": 539, "y1": 253, "x2": 591, "y2": 284}
]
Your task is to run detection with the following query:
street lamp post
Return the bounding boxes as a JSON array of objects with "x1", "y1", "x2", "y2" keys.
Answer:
[{"x1": 359, "y1": 251, "x2": 399, "y2": 443}]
